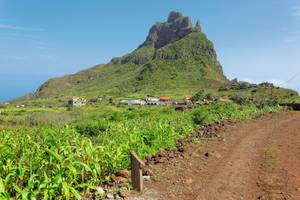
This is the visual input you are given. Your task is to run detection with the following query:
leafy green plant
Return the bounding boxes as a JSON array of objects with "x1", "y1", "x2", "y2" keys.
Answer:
[
  {"x1": 75, "y1": 119, "x2": 109, "y2": 136},
  {"x1": 191, "y1": 90, "x2": 205, "y2": 102},
  {"x1": 192, "y1": 110, "x2": 207, "y2": 125},
  {"x1": 229, "y1": 95, "x2": 251, "y2": 105}
]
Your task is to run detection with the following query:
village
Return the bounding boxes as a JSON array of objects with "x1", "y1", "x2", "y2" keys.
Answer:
[
  {"x1": 67, "y1": 95, "x2": 233, "y2": 107},
  {"x1": 64, "y1": 79, "x2": 261, "y2": 108},
  {"x1": 67, "y1": 96, "x2": 194, "y2": 107},
  {"x1": 5, "y1": 79, "x2": 275, "y2": 109}
]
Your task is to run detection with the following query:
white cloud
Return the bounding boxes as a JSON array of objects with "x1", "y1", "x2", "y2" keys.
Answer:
[{"x1": 0, "y1": 24, "x2": 44, "y2": 31}]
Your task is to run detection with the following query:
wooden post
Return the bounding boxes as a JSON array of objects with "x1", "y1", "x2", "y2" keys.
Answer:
[{"x1": 130, "y1": 151, "x2": 145, "y2": 192}]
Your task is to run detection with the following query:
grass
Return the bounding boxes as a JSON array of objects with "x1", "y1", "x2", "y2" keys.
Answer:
[
  {"x1": 264, "y1": 145, "x2": 279, "y2": 169},
  {"x1": 0, "y1": 103, "x2": 283, "y2": 199}
]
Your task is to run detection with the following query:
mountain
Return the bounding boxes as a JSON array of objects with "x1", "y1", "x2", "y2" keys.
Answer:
[{"x1": 35, "y1": 11, "x2": 228, "y2": 99}]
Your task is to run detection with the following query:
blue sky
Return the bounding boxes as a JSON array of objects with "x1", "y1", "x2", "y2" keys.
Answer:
[{"x1": 0, "y1": 0, "x2": 300, "y2": 101}]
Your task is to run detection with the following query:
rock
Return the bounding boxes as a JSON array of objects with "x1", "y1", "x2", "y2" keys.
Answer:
[
  {"x1": 168, "y1": 194, "x2": 177, "y2": 199},
  {"x1": 119, "y1": 187, "x2": 130, "y2": 198},
  {"x1": 141, "y1": 11, "x2": 195, "y2": 48},
  {"x1": 145, "y1": 155, "x2": 152, "y2": 163},
  {"x1": 116, "y1": 169, "x2": 131, "y2": 178},
  {"x1": 115, "y1": 195, "x2": 123, "y2": 200},
  {"x1": 96, "y1": 186, "x2": 105, "y2": 195},
  {"x1": 184, "y1": 178, "x2": 194, "y2": 184},
  {"x1": 106, "y1": 193, "x2": 114, "y2": 200},
  {"x1": 111, "y1": 174, "x2": 127, "y2": 184},
  {"x1": 194, "y1": 20, "x2": 201, "y2": 32},
  {"x1": 158, "y1": 149, "x2": 168, "y2": 157},
  {"x1": 168, "y1": 11, "x2": 183, "y2": 22},
  {"x1": 143, "y1": 167, "x2": 153, "y2": 176},
  {"x1": 143, "y1": 175, "x2": 151, "y2": 182},
  {"x1": 211, "y1": 151, "x2": 222, "y2": 159},
  {"x1": 178, "y1": 146, "x2": 185, "y2": 153}
]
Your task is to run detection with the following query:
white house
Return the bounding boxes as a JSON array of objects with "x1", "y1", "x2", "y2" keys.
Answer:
[
  {"x1": 119, "y1": 99, "x2": 146, "y2": 106},
  {"x1": 67, "y1": 97, "x2": 87, "y2": 107}
]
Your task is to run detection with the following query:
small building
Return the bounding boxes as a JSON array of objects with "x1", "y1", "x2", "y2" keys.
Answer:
[
  {"x1": 145, "y1": 97, "x2": 160, "y2": 102},
  {"x1": 144, "y1": 97, "x2": 160, "y2": 106},
  {"x1": 67, "y1": 97, "x2": 87, "y2": 107},
  {"x1": 119, "y1": 99, "x2": 146, "y2": 106},
  {"x1": 160, "y1": 96, "x2": 172, "y2": 102},
  {"x1": 176, "y1": 99, "x2": 193, "y2": 106},
  {"x1": 159, "y1": 96, "x2": 173, "y2": 106},
  {"x1": 184, "y1": 96, "x2": 193, "y2": 101},
  {"x1": 145, "y1": 101, "x2": 161, "y2": 106},
  {"x1": 16, "y1": 105, "x2": 25, "y2": 108},
  {"x1": 176, "y1": 100, "x2": 188, "y2": 106}
]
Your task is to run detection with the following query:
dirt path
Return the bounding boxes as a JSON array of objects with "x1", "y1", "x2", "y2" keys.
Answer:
[{"x1": 129, "y1": 111, "x2": 300, "y2": 200}]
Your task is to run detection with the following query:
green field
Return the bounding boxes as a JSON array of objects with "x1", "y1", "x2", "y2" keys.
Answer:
[{"x1": 0, "y1": 102, "x2": 283, "y2": 199}]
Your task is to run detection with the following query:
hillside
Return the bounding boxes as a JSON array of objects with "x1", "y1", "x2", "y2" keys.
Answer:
[{"x1": 35, "y1": 11, "x2": 227, "y2": 99}]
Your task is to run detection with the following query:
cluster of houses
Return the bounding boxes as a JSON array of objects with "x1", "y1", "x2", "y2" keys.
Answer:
[
  {"x1": 67, "y1": 96, "x2": 194, "y2": 107},
  {"x1": 67, "y1": 96, "x2": 102, "y2": 107},
  {"x1": 67, "y1": 95, "x2": 233, "y2": 107},
  {"x1": 118, "y1": 96, "x2": 193, "y2": 106}
]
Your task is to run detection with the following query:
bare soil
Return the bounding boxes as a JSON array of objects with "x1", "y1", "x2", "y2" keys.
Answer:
[{"x1": 129, "y1": 111, "x2": 300, "y2": 200}]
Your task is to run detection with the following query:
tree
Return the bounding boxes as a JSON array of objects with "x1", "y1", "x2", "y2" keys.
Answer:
[{"x1": 191, "y1": 90, "x2": 205, "y2": 102}]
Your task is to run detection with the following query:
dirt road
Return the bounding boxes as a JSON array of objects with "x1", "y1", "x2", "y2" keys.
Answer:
[{"x1": 129, "y1": 111, "x2": 300, "y2": 200}]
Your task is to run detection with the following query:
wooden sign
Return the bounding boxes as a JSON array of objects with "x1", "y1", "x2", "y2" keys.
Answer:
[{"x1": 130, "y1": 151, "x2": 145, "y2": 192}]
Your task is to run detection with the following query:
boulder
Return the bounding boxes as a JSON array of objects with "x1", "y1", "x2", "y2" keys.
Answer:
[{"x1": 116, "y1": 169, "x2": 131, "y2": 179}]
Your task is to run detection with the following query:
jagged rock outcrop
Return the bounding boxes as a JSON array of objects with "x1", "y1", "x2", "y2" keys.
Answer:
[
  {"x1": 140, "y1": 11, "x2": 198, "y2": 48},
  {"x1": 194, "y1": 20, "x2": 201, "y2": 32}
]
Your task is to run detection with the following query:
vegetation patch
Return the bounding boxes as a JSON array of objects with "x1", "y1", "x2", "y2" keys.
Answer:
[{"x1": 0, "y1": 103, "x2": 283, "y2": 199}]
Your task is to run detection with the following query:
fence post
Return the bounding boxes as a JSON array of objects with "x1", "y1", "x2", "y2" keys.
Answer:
[{"x1": 130, "y1": 151, "x2": 145, "y2": 192}]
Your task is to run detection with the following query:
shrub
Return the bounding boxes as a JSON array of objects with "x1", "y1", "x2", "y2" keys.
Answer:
[
  {"x1": 229, "y1": 95, "x2": 251, "y2": 105},
  {"x1": 218, "y1": 85, "x2": 229, "y2": 91},
  {"x1": 75, "y1": 119, "x2": 109, "y2": 136},
  {"x1": 192, "y1": 110, "x2": 207, "y2": 125},
  {"x1": 205, "y1": 93, "x2": 214, "y2": 101},
  {"x1": 257, "y1": 99, "x2": 278, "y2": 109},
  {"x1": 191, "y1": 90, "x2": 205, "y2": 102},
  {"x1": 109, "y1": 112, "x2": 123, "y2": 121}
]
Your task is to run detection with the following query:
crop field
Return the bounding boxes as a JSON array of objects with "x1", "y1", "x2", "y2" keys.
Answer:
[{"x1": 0, "y1": 103, "x2": 283, "y2": 199}]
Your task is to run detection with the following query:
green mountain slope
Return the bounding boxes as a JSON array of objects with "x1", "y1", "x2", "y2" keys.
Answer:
[{"x1": 35, "y1": 11, "x2": 229, "y2": 99}]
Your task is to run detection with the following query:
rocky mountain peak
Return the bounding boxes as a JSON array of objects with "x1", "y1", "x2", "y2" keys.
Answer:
[
  {"x1": 140, "y1": 11, "x2": 201, "y2": 48},
  {"x1": 167, "y1": 11, "x2": 184, "y2": 22}
]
